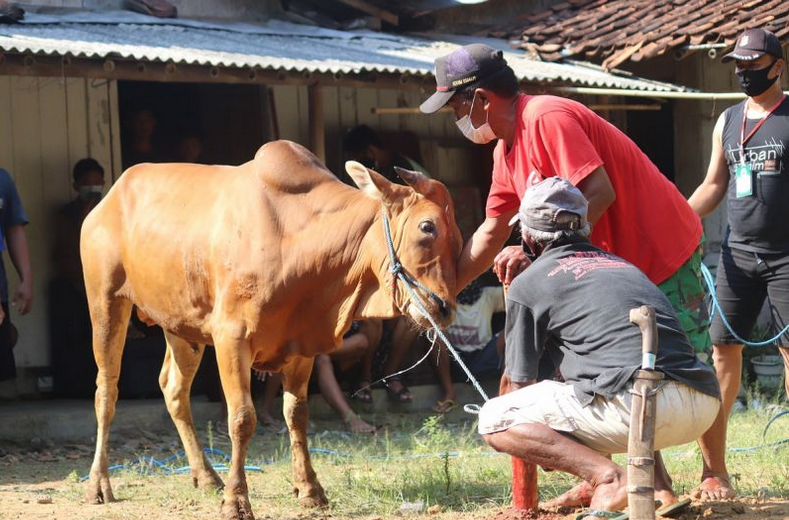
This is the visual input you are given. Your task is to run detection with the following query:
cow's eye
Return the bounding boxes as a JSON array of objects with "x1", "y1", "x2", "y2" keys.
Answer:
[{"x1": 419, "y1": 220, "x2": 436, "y2": 235}]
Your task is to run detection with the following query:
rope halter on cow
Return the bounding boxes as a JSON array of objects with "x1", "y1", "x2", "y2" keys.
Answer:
[{"x1": 381, "y1": 210, "x2": 490, "y2": 404}]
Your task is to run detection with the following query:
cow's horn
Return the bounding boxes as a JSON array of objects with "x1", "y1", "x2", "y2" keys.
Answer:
[{"x1": 394, "y1": 166, "x2": 432, "y2": 196}]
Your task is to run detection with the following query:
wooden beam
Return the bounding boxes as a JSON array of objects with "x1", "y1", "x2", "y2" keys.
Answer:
[
  {"x1": 308, "y1": 83, "x2": 325, "y2": 163},
  {"x1": 336, "y1": 0, "x2": 398, "y2": 25},
  {"x1": 0, "y1": 53, "x2": 437, "y2": 92}
]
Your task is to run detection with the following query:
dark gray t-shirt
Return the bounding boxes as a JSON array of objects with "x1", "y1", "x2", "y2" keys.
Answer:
[
  {"x1": 720, "y1": 97, "x2": 789, "y2": 253},
  {"x1": 0, "y1": 168, "x2": 29, "y2": 303},
  {"x1": 506, "y1": 240, "x2": 720, "y2": 406}
]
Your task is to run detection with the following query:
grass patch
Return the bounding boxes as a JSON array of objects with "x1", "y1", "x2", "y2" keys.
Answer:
[{"x1": 3, "y1": 406, "x2": 787, "y2": 519}]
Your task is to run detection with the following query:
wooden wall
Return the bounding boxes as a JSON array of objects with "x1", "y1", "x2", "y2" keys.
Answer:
[
  {"x1": 0, "y1": 76, "x2": 121, "y2": 369},
  {"x1": 0, "y1": 78, "x2": 477, "y2": 374}
]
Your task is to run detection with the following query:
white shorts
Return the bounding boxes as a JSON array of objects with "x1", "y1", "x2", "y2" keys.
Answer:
[{"x1": 478, "y1": 379, "x2": 720, "y2": 454}]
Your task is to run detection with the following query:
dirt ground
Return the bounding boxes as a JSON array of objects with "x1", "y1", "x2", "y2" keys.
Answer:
[{"x1": 1, "y1": 435, "x2": 788, "y2": 520}]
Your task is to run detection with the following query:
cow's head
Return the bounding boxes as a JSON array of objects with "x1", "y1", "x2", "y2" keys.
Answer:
[{"x1": 346, "y1": 161, "x2": 462, "y2": 328}]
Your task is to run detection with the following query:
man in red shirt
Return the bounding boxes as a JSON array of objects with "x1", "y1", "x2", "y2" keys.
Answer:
[{"x1": 421, "y1": 43, "x2": 710, "y2": 510}]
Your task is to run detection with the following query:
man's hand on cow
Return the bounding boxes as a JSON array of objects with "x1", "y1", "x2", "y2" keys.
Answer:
[
  {"x1": 13, "y1": 280, "x2": 32, "y2": 315},
  {"x1": 493, "y1": 245, "x2": 530, "y2": 286}
]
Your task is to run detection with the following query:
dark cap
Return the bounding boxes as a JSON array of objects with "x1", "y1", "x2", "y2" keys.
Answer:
[
  {"x1": 419, "y1": 44, "x2": 508, "y2": 114},
  {"x1": 508, "y1": 177, "x2": 588, "y2": 232},
  {"x1": 722, "y1": 28, "x2": 784, "y2": 63}
]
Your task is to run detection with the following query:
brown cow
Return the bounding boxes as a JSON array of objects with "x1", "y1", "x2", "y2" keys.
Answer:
[{"x1": 81, "y1": 140, "x2": 461, "y2": 520}]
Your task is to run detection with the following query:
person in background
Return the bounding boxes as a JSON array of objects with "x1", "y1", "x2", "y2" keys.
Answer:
[
  {"x1": 314, "y1": 320, "x2": 381, "y2": 433},
  {"x1": 176, "y1": 134, "x2": 204, "y2": 163},
  {"x1": 0, "y1": 166, "x2": 32, "y2": 391},
  {"x1": 342, "y1": 124, "x2": 429, "y2": 184},
  {"x1": 53, "y1": 158, "x2": 105, "y2": 294},
  {"x1": 688, "y1": 27, "x2": 789, "y2": 500},
  {"x1": 122, "y1": 108, "x2": 161, "y2": 168},
  {"x1": 431, "y1": 278, "x2": 505, "y2": 413}
]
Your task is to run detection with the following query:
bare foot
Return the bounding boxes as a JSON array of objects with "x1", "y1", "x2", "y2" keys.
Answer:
[
  {"x1": 588, "y1": 470, "x2": 628, "y2": 514},
  {"x1": 344, "y1": 413, "x2": 376, "y2": 434},
  {"x1": 541, "y1": 480, "x2": 593, "y2": 509},
  {"x1": 691, "y1": 474, "x2": 735, "y2": 501}
]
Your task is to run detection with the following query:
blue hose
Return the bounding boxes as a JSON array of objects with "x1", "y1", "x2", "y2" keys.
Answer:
[{"x1": 700, "y1": 263, "x2": 789, "y2": 346}]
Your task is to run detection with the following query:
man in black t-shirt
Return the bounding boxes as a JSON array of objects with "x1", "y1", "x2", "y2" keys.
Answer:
[
  {"x1": 479, "y1": 178, "x2": 720, "y2": 516},
  {"x1": 689, "y1": 27, "x2": 789, "y2": 501}
]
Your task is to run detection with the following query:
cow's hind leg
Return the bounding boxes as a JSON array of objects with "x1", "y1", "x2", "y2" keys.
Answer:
[
  {"x1": 281, "y1": 356, "x2": 327, "y2": 507},
  {"x1": 215, "y1": 335, "x2": 256, "y2": 520},
  {"x1": 85, "y1": 296, "x2": 133, "y2": 504},
  {"x1": 160, "y1": 334, "x2": 224, "y2": 492}
]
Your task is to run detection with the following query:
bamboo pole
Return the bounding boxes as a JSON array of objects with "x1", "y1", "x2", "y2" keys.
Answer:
[{"x1": 627, "y1": 306, "x2": 664, "y2": 520}]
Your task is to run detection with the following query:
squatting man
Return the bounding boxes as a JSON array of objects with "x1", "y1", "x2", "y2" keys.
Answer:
[{"x1": 477, "y1": 178, "x2": 722, "y2": 517}]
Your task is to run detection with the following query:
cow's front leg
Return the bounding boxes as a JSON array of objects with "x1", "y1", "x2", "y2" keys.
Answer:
[
  {"x1": 215, "y1": 335, "x2": 256, "y2": 520},
  {"x1": 282, "y1": 356, "x2": 328, "y2": 507}
]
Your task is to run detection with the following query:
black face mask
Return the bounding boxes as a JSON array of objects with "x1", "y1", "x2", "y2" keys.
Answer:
[{"x1": 736, "y1": 62, "x2": 779, "y2": 97}]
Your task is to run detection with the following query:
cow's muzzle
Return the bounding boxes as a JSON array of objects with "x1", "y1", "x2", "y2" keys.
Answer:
[{"x1": 432, "y1": 294, "x2": 452, "y2": 320}]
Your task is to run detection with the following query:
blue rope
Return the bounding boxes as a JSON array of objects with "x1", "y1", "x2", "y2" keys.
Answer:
[
  {"x1": 700, "y1": 262, "x2": 789, "y2": 347},
  {"x1": 382, "y1": 211, "x2": 489, "y2": 403}
]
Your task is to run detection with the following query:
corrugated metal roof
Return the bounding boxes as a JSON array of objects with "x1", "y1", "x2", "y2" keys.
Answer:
[{"x1": 0, "y1": 10, "x2": 688, "y2": 92}]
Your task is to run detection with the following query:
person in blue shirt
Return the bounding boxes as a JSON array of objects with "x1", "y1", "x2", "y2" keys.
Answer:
[{"x1": 0, "y1": 167, "x2": 32, "y2": 385}]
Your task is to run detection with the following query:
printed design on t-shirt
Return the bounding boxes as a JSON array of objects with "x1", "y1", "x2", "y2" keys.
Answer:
[
  {"x1": 446, "y1": 325, "x2": 483, "y2": 347},
  {"x1": 548, "y1": 251, "x2": 633, "y2": 280},
  {"x1": 725, "y1": 138, "x2": 785, "y2": 175}
]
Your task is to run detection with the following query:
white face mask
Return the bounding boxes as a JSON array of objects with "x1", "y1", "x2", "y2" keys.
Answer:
[
  {"x1": 78, "y1": 185, "x2": 104, "y2": 202},
  {"x1": 455, "y1": 91, "x2": 497, "y2": 144}
]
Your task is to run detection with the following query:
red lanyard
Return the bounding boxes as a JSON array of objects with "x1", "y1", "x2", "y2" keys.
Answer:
[{"x1": 740, "y1": 94, "x2": 786, "y2": 164}]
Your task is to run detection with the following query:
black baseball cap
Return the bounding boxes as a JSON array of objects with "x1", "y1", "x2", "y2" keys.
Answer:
[
  {"x1": 722, "y1": 28, "x2": 784, "y2": 63},
  {"x1": 419, "y1": 44, "x2": 509, "y2": 114}
]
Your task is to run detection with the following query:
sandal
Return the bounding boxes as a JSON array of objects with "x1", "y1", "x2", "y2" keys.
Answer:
[
  {"x1": 351, "y1": 382, "x2": 373, "y2": 403},
  {"x1": 574, "y1": 510, "x2": 628, "y2": 520},
  {"x1": 657, "y1": 498, "x2": 691, "y2": 518},
  {"x1": 385, "y1": 378, "x2": 413, "y2": 403},
  {"x1": 433, "y1": 399, "x2": 457, "y2": 413}
]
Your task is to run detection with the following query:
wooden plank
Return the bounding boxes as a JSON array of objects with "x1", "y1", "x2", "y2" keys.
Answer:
[
  {"x1": 0, "y1": 76, "x2": 14, "y2": 171},
  {"x1": 8, "y1": 76, "x2": 47, "y2": 367},
  {"x1": 0, "y1": 54, "x2": 437, "y2": 93},
  {"x1": 321, "y1": 86, "x2": 341, "y2": 173},
  {"x1": 355, "y1": 87, "x2": 379, "y2": 129},
  {"x1": 271, "y1": 85, "x2": 300, "y2": 143},
  {"x1": 308, "y1": 84, "x2": 325, "y2": 164},
  {"x1": 86, "y1": 79, "x2": 114, "y2": 179},
  {"x1": 107, "y1": 80, "x2": 123, "y2": 182},
  {"x1": 376, "y1": 89, "x2": 400, "y2": 132},
  {"x1": 65, "y1": 78, "x2": 89, "y2": 170},
  {"x1": 296, "y1": 85, "x2": 310, "y2": 147},
  {"x1": 338, "y1": 86, "x2": 358, "y2": 134},
  {"x1": 37, "y1": 76, "x2": 72, "y2": 209}
]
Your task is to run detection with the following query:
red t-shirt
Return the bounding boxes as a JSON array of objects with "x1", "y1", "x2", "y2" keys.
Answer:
[{"x1": 487, "y1": 94, "x2": 701, "y2": 284}]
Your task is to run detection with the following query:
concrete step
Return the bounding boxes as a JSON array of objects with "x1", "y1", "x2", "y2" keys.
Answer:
[{"x1": 0, "y1": 382, "x2": 497, "y2": 443}]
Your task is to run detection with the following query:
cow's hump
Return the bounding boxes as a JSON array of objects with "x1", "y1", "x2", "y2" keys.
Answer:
[{"x1": 253, "y1": 140, "x2": 339, "y2": 194}]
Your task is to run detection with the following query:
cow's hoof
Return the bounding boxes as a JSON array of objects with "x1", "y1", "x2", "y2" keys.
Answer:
[
  {"x1": 295, "y1": 485, "x2": 328, "y2": 508},
  {"x1": 84, "y1": 476, "x2": 115, "y2": 504},
  {"x1": 194, "y1": 468, "x2": 224, "y2": 492},
  {"x1": 220, "y1": 496, "x2": 255, "y2": 520}
]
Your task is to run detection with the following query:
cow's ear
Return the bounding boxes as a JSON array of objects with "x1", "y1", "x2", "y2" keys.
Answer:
[
  {"x1": 394, "y1": 166, "x2": 433, "y2": 196},
  {"x1": 345, "y1": 161, "x2": 394, "y2": 200}
]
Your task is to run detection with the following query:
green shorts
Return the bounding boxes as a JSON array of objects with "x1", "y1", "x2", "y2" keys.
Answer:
[{"x1": 658, "y1": 243, "x2": 711, "y2": 356}]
